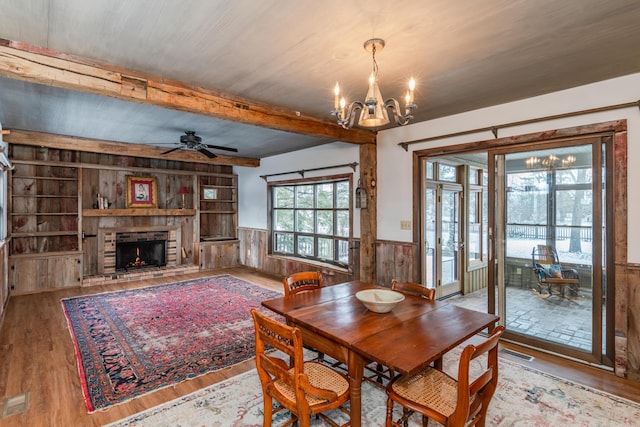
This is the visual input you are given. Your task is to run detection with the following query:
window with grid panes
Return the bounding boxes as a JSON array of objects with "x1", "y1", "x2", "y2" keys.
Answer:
[{"x1": 270, "y1": 176, "x2": 351, "y2": 267}]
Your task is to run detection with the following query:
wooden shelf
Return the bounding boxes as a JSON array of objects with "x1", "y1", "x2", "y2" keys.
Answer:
[
  {"x1": 12, "y1": 231, "x2": 78, "y2": 237},
  {"x1": 11, "y1": 212, "x2": 78, "y2": 216},
  {"x1": 200, "y1": 210, "x2": 236, "y2": 214},
  {"x1": 13, "y1": 175, "x2": 77, "y2": 181},
  {"x1": 200, "y1": 237, "x2": 239, "y2": 242},
  {"x1": 83, "y1": 208, "x2": 196, "y2": 217}
]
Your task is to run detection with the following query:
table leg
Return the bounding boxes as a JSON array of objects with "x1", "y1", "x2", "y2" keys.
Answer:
[
  {"x1": 434, "y1": 356, "x2": 443, "y2": 370},
  {"x1": 347, "y1": 351, "x2": 365, "y2": 427}
]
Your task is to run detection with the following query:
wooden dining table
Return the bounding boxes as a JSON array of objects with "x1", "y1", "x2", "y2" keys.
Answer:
[{"x1": 261, "y1": 280, "x2": 499, "y2": 427}]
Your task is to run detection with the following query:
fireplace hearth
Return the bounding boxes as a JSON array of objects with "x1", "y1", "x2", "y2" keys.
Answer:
[{"x1": 115, "y1": 231, "x2": 168, "y2": 271}]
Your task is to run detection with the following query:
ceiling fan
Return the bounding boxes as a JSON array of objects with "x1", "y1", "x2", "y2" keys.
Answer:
[{"x1": 160, "y1": 131, "x2": 238, "y2": 158}]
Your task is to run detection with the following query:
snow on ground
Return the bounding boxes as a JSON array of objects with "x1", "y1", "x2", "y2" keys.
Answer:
[{"x1": 506, "y1": 238, "x2": 592, "y2": 265}]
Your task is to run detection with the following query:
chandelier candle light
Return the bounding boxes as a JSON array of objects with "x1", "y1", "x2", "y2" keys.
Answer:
[{"x1": 332, "y1": 38, "x2": 417, "y2": 129}]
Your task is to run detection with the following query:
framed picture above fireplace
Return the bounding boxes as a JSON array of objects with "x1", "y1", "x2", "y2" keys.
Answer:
[{"x1": 126, "y1": 176, "x2": 158, "y2": 208}]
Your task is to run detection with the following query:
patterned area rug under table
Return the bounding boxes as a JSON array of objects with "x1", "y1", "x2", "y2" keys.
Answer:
[
  {"x1": 105, "y1": 349, "x2": 640, "y2": 426},
  {"x1": 61, "y1": 274, "x2": 281, "y2": 413}
]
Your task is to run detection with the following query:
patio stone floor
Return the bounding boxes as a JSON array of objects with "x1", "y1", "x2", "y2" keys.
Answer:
[{"x1": 445, "y1": 285, "x2": 596, "y2": 352}]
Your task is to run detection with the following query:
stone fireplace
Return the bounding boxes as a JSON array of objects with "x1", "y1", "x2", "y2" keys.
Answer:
[{"x1": 99, "y1": 226, "x2": 179, "y2": 275}]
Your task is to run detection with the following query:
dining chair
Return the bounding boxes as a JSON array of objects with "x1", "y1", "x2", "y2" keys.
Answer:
[
  {"x1": 282, "y1": 271, "x2": 328, "y2": 363},
  {"x1": 364, "y1": 280, "x2": 437, "y2": 387},
  {"x1": 391, "y1": 279, "x2": 436, "y2": 300},
  {"x1": 385, "y1": 325, "x2": 505, "y2": 427},
  {"x1": 251, "y1": 309, "x2": 351, "y2": 427},
  {"x1": 282, "y1": 271, "x2": 323, "y2": 297}
]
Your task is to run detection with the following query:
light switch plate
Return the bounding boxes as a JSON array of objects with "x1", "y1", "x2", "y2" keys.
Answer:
[{"x1": 400, "y1": 220, "x2": 412, "y2": 230}]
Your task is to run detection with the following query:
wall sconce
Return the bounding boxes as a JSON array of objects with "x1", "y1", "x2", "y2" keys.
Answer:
[
  {"x1": 178, "y1": 185, "x2": 189, "y2": 209},
  {"x1": 355, "y1": 179, "x2": 367, "y2": 209}
]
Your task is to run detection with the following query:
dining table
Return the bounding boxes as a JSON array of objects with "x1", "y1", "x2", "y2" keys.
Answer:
[{"x1": 261, "y1": 280, "x2": 500, "y2": 427}]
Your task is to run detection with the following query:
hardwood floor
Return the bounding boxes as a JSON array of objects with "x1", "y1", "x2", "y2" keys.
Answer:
[{"x1": 0, "y1": 267, "x2": 638, "y2": 426}]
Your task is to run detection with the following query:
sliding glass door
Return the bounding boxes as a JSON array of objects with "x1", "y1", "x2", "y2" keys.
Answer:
[
  {"x1": 490, "y1": 137, "x2": 611, "y2": 363},
  {"x1": 418, "y1": 135, "x2": 614, "y2": 365}
]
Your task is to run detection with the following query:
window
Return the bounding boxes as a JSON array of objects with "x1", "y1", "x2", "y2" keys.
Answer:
[
  {"x1": 468, "y1": 168, "x2": 488, "y2": 264},
  {"x1": 269, "y1": 175, "x2": 351, "y2": 267}
]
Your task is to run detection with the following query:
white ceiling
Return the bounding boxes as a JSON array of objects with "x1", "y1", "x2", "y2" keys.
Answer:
[{"x1": 1, "y1": 0, "x2": 640, "y2": 160}]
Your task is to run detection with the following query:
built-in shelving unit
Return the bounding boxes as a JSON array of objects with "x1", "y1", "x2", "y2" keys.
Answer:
[
  {"x1": 8, "y1": 148, "x2": 83, "y2": 294},
  {"x1": 199, "y1": 174, "x2": 238, "y2": 241},
  {"x1": 10, "y1": 162, "x2": 81, "y2": 255},
  {"x1": 8, "y1": 144, "x2": 240, "y2": 293}
]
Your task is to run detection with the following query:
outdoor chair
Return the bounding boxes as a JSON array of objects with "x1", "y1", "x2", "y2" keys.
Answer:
[
  {"x1": 531, "y1": 244, "x2": 580, "y2": 299},
  {"x1": 251, "y1": 309, "x2": 351, "y2": 427},
  {"x1": 363, "y1": 280, "x2": 437, "y2": 388},
  {"x1": 385, "y1": 325, "x2": 505, "y2": 427}
]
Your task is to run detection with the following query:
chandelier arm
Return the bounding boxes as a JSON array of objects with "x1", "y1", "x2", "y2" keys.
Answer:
[
  {"x1": 383, "y1": 98, "x2": 416, "y2": 126},
  {"x1": 332, "y1": 101, "x2": 364, "y2": 129}
]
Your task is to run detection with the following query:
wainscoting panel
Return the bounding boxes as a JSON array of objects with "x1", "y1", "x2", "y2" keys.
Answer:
[{"x1": 375, "y1": 240, "x2": 419, "y2": 286}]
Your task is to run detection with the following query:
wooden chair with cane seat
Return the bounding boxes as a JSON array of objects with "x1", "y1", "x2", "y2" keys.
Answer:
[
  {"x1": 251, "y1": 309, "x2": 351, "y2": 427},
  {"x1": 282, "y1": 271, "x2": 329, "y2": 363},
  {"x1": 385, "y1": 325, "x2": 505, "y2": 427}
]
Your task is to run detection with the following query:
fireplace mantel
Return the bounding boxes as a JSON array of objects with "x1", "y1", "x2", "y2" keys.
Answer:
[{"x1": 84, "y1": 208, "x2": 196, "y2": 217}]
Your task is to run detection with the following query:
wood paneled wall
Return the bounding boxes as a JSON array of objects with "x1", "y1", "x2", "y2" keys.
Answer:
[
  {"x1": 376, "y1": 240, "x2": 419, "y2": 286},
  {"x1": 621, "y1": 264, "x2": 640, "y2": 381}
]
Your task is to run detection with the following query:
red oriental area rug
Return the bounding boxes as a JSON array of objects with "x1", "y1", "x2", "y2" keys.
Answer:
[{"x1": 61, "y1": 274, "x2": 282, "y2": 413}]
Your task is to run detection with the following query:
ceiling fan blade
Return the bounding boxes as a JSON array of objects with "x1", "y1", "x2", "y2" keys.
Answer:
[
  {"x1": 203, "y1": 144, "x2": 239, "y2": 153},
  {"x1": 198, "y1": 148, "x2": 218, "y2": 158},
  {"x1": 161, "y1": 146, "x2": 182, "y2": 155}
]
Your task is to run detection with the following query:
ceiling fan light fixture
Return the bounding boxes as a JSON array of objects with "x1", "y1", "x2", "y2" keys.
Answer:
[{"x1": 331, "y1": 38, "x2": 417, "y2": 130}]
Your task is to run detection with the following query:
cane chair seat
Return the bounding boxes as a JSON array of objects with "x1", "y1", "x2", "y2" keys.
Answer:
[
  {"x1": 251, "y1": 309, "x2": 350, "y2": 427},
  {"x1": 273, "y1": 362, "x2": 350, "y2": 407},
  {"x1": 386, "y1": 326, "x2": 505, "y2": 427},
  {"x1": 389, "y1": 366, "x2": 458, "y2": 417}
]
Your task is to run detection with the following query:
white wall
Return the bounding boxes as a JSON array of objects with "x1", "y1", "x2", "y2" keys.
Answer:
[
  {"x1": 237, "y1": 73, "x2": 640, "y2": 262},
  {"x1": 237, "y1": 141, "x2": 361, "y2": 237},
  {"x1": 377, "y1": 73, "x2": 640, "y2": 262}
]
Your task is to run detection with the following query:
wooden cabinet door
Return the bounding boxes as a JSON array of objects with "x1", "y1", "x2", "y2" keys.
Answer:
[
  {"x1": 10, "y1": 255, "x2": 82, "y2": 295},
  {"x1": 199, "y1": 241, "x2": 239, "y2": 269}
]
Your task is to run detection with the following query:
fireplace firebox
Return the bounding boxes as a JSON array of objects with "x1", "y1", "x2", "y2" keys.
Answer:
[{"x1": 115, "y1": 231, "x2": 168, "y2": 271}]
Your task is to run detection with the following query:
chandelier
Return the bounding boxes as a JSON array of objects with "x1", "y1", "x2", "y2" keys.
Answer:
[
  {"x1": 331, "y1": 38, "x2": 417, "y2": 129},
  {"x1": 526, "y1": 154, "x2": 576, "y2": 170}
]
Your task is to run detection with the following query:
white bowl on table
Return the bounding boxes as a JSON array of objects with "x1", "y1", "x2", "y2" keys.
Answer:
[{"x1": 355, "y1": 289, "x2": 405, "y2": 313}]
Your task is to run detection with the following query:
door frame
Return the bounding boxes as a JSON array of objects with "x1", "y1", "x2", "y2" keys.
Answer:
[
  {"x1": 422, "y1": 179, "x2": 464, "y2": 298},
  {"x1": 412, "y1": 120, "x2": 626, "y2": 368},
  {"x1": 489, "y1": 136, "x2": 609, "y2": 363}
]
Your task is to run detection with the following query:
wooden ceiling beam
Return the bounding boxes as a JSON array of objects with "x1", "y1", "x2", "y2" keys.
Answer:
[
  {"x1": 4, "y1": 130, "x2": 260, "y2": 167},
  {"x1": 0, "y1": 39, "x2": 376, "y2": 145}
]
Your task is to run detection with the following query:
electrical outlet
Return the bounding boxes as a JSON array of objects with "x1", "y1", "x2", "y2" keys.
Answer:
[{"x1": 400, "y1": 220, "x2": 412, "y2": 230}]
